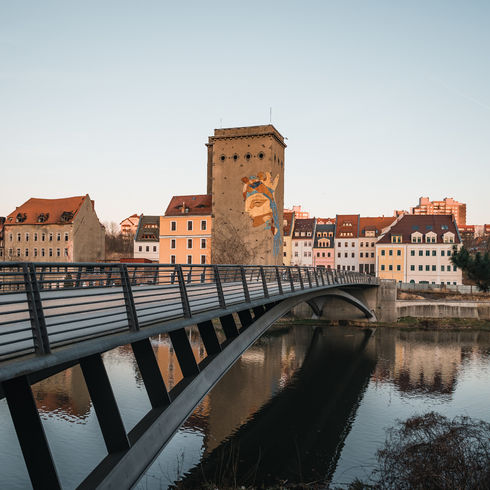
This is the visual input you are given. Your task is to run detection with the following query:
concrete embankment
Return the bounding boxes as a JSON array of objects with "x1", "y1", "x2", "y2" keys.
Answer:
[{"x1": 397, "y1": 300, "x2": 490, "y2": 320}]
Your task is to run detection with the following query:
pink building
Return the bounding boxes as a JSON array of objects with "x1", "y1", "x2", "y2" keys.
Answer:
[{"x1": 313, "y1": 222, "x2": 335, "y2": 269}]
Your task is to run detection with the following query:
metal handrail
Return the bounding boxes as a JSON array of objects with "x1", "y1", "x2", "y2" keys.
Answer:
[{"x1": 0, "y1": 262, "x2": 379, "y2": 361}]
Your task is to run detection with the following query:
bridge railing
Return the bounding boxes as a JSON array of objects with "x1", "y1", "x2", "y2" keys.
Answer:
[{"x1": 0, "y1": 262, "x2": 378, "y2": 361}]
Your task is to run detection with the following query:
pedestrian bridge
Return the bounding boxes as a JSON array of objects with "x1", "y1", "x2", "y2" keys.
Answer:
[{"x1": 0, "y1": 262, "x2": 379, "y2": 489}]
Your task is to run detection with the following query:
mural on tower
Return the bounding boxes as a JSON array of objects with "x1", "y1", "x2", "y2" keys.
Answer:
[{"x1": 242, "y1": 172, "x2": 281, "y2": 256}]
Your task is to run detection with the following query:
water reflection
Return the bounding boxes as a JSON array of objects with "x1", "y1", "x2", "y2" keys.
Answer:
[{"x1": 0, "y1": 325, "x2": 488, "y2": 489}]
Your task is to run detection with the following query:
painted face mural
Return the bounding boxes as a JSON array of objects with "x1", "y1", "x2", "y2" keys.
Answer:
[{"x1": 242, "y1": 172, "x2": 281, "y2": 256}]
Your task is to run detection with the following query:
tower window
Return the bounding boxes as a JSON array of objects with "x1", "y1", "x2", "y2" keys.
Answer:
[
  {"x1": 245, "y1": 153, "x2": 251, "y2": 160},
  {"x1": 233, "y1": 154, "x2": 238, "y2": 161},
  {"x1": 220, "y1": 155, "x2": 226, "y2": 161},
  {"x1": 258, "y1": 152, "x2": 264, "y2": 159}
]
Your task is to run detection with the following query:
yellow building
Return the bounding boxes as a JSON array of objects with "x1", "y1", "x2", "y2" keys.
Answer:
[
  {"x1": 282, "y1": 210, "x2": 295, "y2": 265},
  {"x1": 159, "y1": 195, "x2": 212, "y2": 265}
]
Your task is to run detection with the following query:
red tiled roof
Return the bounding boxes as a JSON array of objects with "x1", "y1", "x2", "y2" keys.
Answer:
[
  {"x1": 164, "y1": 195, "x2": 212, "y2": 216},
  {"x1": 293, "y1": 218, "x2": 316, "y2": 235},
  {"x1": 5, "y1": 196, "x2": 88, "y2": 225},
  {"x1": 359, "y1": 217, "x2": 396, "y2": 237},
  {"x1": 283, "y1": 211, "x2": 294, "y2": 236},
  {"x1": 335, "y1": 214, "x2": 359, "y2": 238},
  {"x1": 377, "y1": 215, "x2": 460, "y2": 244}
]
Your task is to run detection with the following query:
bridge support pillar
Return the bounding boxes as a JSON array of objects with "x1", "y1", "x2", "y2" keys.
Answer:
[
  {"x1": 237, "y1": 309, "x2": 253, "y2": 330},
  {"x1": 80, "y1": 354, "x2": 130, "y2": 453},
  {"x1": 3, "y1": 375, "x2": 61, "y2": 490},
  {"x1": 169, "y1": 328, "x2": 200, "y2": 377},
  {"x1": 131, "y1": 339, "x2": 171, "y2": 408},
  {"x1": 220, "y1": 314, "x2": 239, "y2": 340},
  {"x1": 197, "y1": 320, "x2": 222, "y2": 356}
]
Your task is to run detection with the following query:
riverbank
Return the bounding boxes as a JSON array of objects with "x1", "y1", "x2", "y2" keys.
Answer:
[{"x1": 275, "y1": 316, "x2": 490, "y2": 331}]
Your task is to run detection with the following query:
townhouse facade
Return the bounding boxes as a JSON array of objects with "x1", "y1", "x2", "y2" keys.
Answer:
[
  {"x1": 313, "y1": 221, "x2": 335, "y2": 269},
  {"x1": 159, "y1": 195, "x2": 212, "y2": 265},
  {"x1": 290, "y1": 218, "x2": 316, "y2": 266},
  {"x1": 120, "y1": 214, "x2": 140, "y2": 236},
  {"x1": 2, "y1": 195, "x2": 105, "y2": 263},
  {"x1": 376, "y1": 215, "x2": 462, "y2": 284},
  {"x1": 134, "y1": 215, "x2": 160, "y2": 262},
  {"x1": 334, "y1": 215, "x2": 360, "y2": 271},
  {"x1": 282, "y1": 210, "x2": 295, "y2": 266}
]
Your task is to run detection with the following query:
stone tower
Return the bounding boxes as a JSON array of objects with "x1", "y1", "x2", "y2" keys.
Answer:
[{"x1": 207, "y1": 125, "x2": 286, "y2": 265}]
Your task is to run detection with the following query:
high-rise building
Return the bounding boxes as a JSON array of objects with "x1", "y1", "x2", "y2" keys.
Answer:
[
  {"x1": 207, "y1": 125, "x2": 286, "y2": 265},
  {"x1": 411, "y1": 197, "x2": 466, "y2": 226}
]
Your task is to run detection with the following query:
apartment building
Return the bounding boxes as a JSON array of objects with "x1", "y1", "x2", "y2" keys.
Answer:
[
  {"x1": 120, "y1": 214, "x2": 140, "y2": 236},
  {"x1": 134, "y1": 215, "x2": 160, "y2": 262},
  {"x1": 282, "y1": 210, "x2": 295, "y2": 266},
  {"x1": 334, "y1": 215, "x2": 360, "y2": 271},
  {"x1": 159, "y1": 195, "x2": 212, "y2": 265},
  {"x1": 358, "y1": 217, "x2": 397, "y2": 274},
  {"x1": 284, "y1": 205, "x2": 309, "y2": 219},
  {"x1": 376, "y1": 215, "x2": 462, "y2": 284},
  {"x1": 411, "y1": 197, "x2": 466, "y2": 227},
  {"x1": 291, "y1": 218, "x2": 316, "y2": 266},
  {"x1": 313, "y1": 221, "x2": 335, "y2": 269},
  {"x1": 2, "y1": 195, "x2": 105, "y2": 262}
]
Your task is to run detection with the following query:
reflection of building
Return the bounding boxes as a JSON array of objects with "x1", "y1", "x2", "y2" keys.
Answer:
[
  {"x1": 3, "y1": 195, "x2": 105, "y2": 262},
  {"x1": 207, "y1": 125, "x2": 286, "y2": 265},
  {"x1": 159, "y1": 195, "x2": 212, "y2": 265},
  {"x1": 32, "y1": 365, "x2": 91, "y2": 419},
  {"x1": 134, "y1": 215, "x2": 160, "y2": 262}
]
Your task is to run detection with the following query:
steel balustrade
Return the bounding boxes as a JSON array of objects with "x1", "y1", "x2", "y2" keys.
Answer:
[{"x1": 0, "y1": 262, "x2": 378, "y2": 362}]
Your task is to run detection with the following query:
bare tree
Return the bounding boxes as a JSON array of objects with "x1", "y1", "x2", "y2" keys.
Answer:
[
  {"x1": 103, "y1": 221, "x2": 134, "y2": 260},
  {"x1": 211, "y1": 219, "x2": 258, "y2": 265}
]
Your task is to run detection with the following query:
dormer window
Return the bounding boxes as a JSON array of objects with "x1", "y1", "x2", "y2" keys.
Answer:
[
  {"x1": 60, "y1": 211, "x2": 74, "y2": 222},
  {"x1": 16, "y1": 213, "x2": 26, "y2": 223},
  {"x1": 411, "y1": 231, "x2": 422, "y2": 243},
  {"x1": 443, "y1": 231, "x2": 455, "y2": 244},
  {"x1": 38, "y1": 213, "x2": 49, "y2": 223},
  {"x1": 425, "y1": 231, "x2": 437, "y2": 243},
  {"x1": 391, "y1": 235, "x2": 402, "y2": 243}
]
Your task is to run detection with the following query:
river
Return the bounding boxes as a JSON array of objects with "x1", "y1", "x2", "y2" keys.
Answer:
[{"x1": 0, "y1": 324, "x2": 488, "y2": 488}]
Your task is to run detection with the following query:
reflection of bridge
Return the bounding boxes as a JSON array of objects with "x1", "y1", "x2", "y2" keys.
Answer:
[
  {"x1": 180, "y1": 327, "x2": 377, "y2": 488},
  {"x1": 0, "y1": 262, "x2": 378, "y2": 489}
]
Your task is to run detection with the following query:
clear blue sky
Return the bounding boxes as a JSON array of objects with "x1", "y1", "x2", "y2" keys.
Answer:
[{"x1": 1, "y1": 1, "x2": 489, "y2": 225}]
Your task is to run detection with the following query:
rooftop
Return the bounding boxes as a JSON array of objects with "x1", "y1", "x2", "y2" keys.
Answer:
[{"x1": 164, "y1": 195, "x2": 212, "y2": 216}]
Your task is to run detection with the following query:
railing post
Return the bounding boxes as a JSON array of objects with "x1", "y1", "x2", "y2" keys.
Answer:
[
  {"x1": 119, "y1": 264, "x2": 139, "y2": 331},
  {"x1": 287, "y1": 267, "x2": 295, "y2": 292},
  {"x1": 297, "y1": 266, "x2": 304, "y2": 290},
  {"x1": 213, "y1": 265, "x2": 226, "y2": 309},
  {"x1": 176, "y1": 265, "x2": 192, "y2": 318},
  {"x1": 22, "y1": 263, "x2": 50, "y2": 355},
  {"x1": 275, "y1": 266, "x2": 283, "y2": 295},
  {"x1": 313, "y1": 268, "x2": 320, "y2": 287},
  {"x1": 306, "y1": 268, "x2": 313, "y2": 288},
  {"x1": 259, "y1": 266, "x2": 269, "y2": 298},
  {"x1": 240, "y1": 266, "x2": 251, "y2": 303}
]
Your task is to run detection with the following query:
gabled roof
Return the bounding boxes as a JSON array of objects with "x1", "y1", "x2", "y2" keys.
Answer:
[
  {"x1": 5, "y1": 195, "x2": 89, "y2": 226},
  {"x1": 283, "y1": 211, "x2": 294, "y2": 236},
  {"x1": 359, "y1": 217, "x2": 396, "y2": 237},
  {"x1": 377, "y1": 215, "x2": 461, "y2": 244},
  {"x1": 313, "y1": 224, "x2": 335, "y2": 248},
  {"x1": 164, "y1": 195, "x2": 212, "y2": 216},
  {"x1": 292, "y1": 218, "x2": 316, "y2": 236},
  {"x1": 335, "y1": 214, "x2": 359, "y2": 238},
  {"x1": 135, "y1": 215, "x2": 160, "y2": 242}
]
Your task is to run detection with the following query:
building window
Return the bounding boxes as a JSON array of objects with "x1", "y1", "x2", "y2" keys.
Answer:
[
  {"x1": 304, "y1": 252, "x2": 307, "y2": 257},
  {"x1": 169, "y1": 239, "x2": 176, "y2": 249},
  {"x1": 389, "y1": 250, "x2": 393, "y2": 256},
  {"x1": 432, "y1": 250, "x2": 436, "y2": 256},
  {"x1": 57, "y1": 233, "x2": 61, "y2": 241},
  {"x1": 8, "y1": 233, "x2": 12, "y2": 241},
  {"x1": 441, "y1": 265, "x2": 445, "y2": 271},
  {"x1": 351, "y1": 242, "x2": 355, "y2": 247},
  {"x1": 153, "y1": 246, "x2": 157, "y2": 252},
  {"x1": 360, "y1": 252, "x2": 363, "y2": 258},
  {"x1": 381, "y1": 250, "x2": 385, "y2": 256},
  {"x1": 187, "y1": 255, "x2": 192, "y2": 264},
  {"x1": 410, "y1": 265, "x2": 415, "y2": 271},
  {"x1": 419, "y1": 265, "x2": 423, "y2": 271},
  {"x1": 34, "y1": 248, "x2": 38, "y2": 257},
  {"x1": 16, "y1": 248, "x2": 21, "y2": 257},
  {"x1": 41, "y1": 248, "x2": 45, "y2": 257},
  {"x1": 426, "y1": 250, "x2": 430, "y2": 256},
  {"x1": 42, "y1": 233, "x2": 46, "y2": 242},
  {"x1": 397, "y1": 265, "x2": 401, "y2": 271},
  {"x1": 201, "y1": 238, "x2": 206, "y2": 249},
  {"x1": 345, "y1": 242, "x2": 348, "y2": 247},
  {"x1": 448, "y1": 250, "x2": 452, "y2": 256},
  {"x1": 146, "y1": 246, "x2": 149, "y2": 252},
  {"x1": 187, "y1": 221, "x2": 193, "y2": 231},
  {"x1": 432, "y1": 265, "x2": 436, "y2": 271},
  {"x1": 338, "y1": 242, "x2": 341, "y2": 247},
  {"x1": 49, "y1": 248, "x2": 53, "y2": 257},
  {"x1": 201, "y1": 255, "x2": 206, "y2": 264},
  {"x1": 187, "y1": 238, "x2": 193, "y2": 249},
  {"x1": 344, "y1": 252, "x2": 348, "y2": 258},
  {"x1": 389, "y1": 265, "x2": 393, "y2": 271},
  {"x1": 17, "y1": 233, "x2": 21, "y2": 241},
  {"x1": 201, "y1": 220, "x2": 207, "y2": 231},
  {"x1": 419, "y1": 250, "x2": 423, "y2": 256},
  {"x1": 56, "y1": 248, "x2": 61, "y2": 257},
  {"x1": 295, "y1": 252, "x2": 298, "y2": 257},
  {"x1": 138, "y1": 246, "x2": 142, "y2": 252},
  {"x1": 25, "y1": 248, "x2": 29, "y2": 257},
  {"x1": 49, "y1": 233, "x2": 53, "y2": 242},
  {"x1": 337, "y1": 252, "x2": 341, "y2": 258},
  {"x1": 381, "y1": 265, "x2": 385, "y2": 271},
  {"x1": 64, "y1": 232, "x2": 69, "y2": 241},
  {"x1": 171, "y1": 221, "x2": 177, "y2": 231},
  {"x1": 25, "y1": 233, "x2": 29, "y2": 242},
  {"x1": 397, "y1": 250, "x2": 401, "y2": 256},
  {"x1": 170, "y1": 255, "x2": 176, "y2": 264},
  {"x1": 441, "y1": 250, "x2": 445, "y2": 256},
  {"x1": 410, "y1": 250, "x2": 415, "y2": 256},
  {"x1": 453, "y1": 265, "x2": 457, "y2": 271},
  {"x1": 425, "y1": 265, "x2": 430, "y2": 271},
  {"x1": 351, "y1": 253, "x2": 355, "y2": 258}
]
